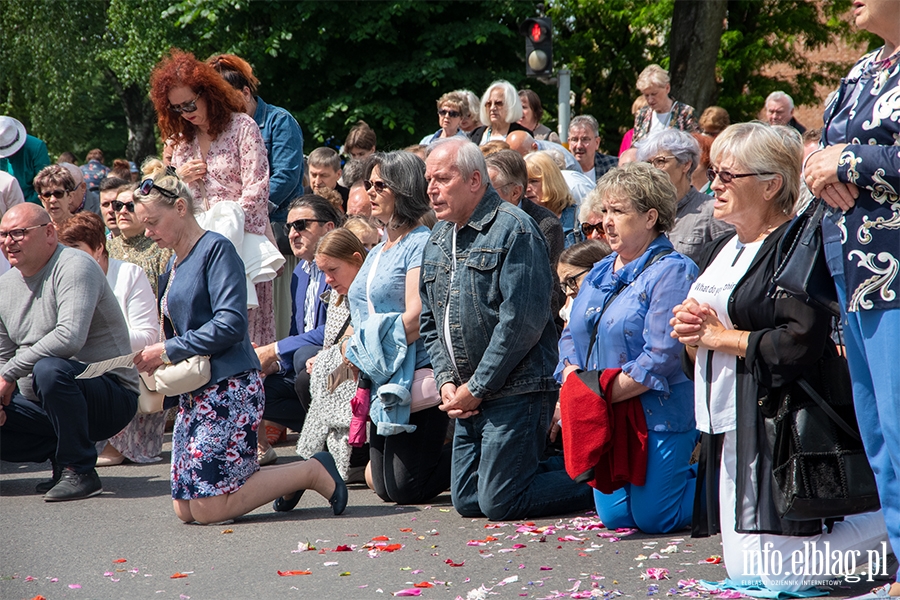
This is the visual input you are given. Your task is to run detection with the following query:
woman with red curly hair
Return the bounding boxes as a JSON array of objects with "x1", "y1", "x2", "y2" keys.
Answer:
[{"x1": 149, "y1": 48, "x2": 276, "y2": 346}]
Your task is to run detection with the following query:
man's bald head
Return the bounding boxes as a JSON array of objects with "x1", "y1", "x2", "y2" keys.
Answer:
[
  {"x1": 505, "y1": 130, "x2": 536, "y2": 158},
  {"x1": 1, "y1": 203, "x2": 57, "y2": 276}
]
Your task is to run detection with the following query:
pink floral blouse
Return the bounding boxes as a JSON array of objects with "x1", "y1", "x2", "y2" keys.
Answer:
[{"x1": 171, "y1": 112, "x2": 271, "y2": 236}]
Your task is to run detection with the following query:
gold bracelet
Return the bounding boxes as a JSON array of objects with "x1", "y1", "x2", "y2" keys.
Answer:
[{"x1": 737, "y1": 331, "x2": 748, "y2": 359}]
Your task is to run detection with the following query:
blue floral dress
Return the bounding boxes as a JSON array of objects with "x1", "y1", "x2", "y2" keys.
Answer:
[{"x1": 170, "y1": 370, "x2": 263, "y2": 499}]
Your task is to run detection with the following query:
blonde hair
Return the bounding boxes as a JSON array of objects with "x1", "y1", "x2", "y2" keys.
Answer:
[
  {"x1": 134, "y1": 158, "x2": 197, "y2": 213},
  {"x1": 710, "y1": 121, "x2": 801, "y2": 215},
  {"x1": 316, "y1": 228, "x2": 367, "y2": 306},
  {"x1": 636, "y1": 64, "x2": 670, "y2": 91},
  {"x1": 525, "y1": 151, "x2": 574, "y2": 216},
  {"x1": 343, "y1": 216, "x2": 379, "y2": 248},
  {"x1": 591, "y1": 162, "x2": 677, "y2": 233}
]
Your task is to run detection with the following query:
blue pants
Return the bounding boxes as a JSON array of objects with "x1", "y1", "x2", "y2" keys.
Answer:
[
  {"x1": 0, "y1": 357, "x2": 137, "y2": 473},
  {"x1": 826, "y1": 230, "x2": 900, "y2": 578},
  {"x1": 593, "y1": 429, "x2": 698, "y2": 534},
  {"x1": 451, "y1": 391, "x2": 594, "y2": 521}
]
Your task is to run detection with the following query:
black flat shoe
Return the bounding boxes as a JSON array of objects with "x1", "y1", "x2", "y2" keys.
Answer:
[
  {"x1": 273, "y1": 488, "x2": 305, "y2": 512},
  {"x1": 311, "y1": 452, "x2": 347, "y2": 516}
]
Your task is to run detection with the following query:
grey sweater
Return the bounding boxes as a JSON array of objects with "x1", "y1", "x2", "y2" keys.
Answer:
[{"x1": 0, "y1": 245, "x2": 140, "y2": 400}]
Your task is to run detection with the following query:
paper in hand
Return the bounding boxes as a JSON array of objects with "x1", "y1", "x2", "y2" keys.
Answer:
[{"x1": 76, "y1": 351, "x2": 139, "y2": 379}]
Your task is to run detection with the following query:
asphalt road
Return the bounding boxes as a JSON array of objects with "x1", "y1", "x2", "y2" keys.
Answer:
[{"x1": 0, "y1": 435, "x2": 881, "y2": 600}]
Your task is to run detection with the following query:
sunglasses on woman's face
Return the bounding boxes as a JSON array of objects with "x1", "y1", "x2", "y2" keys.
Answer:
[
  {"x1": 581, "y1": 222, "x2": 603, "y2": 237},
  {"x1": 113, "y1": 201, "x2": 135, "y2": 213},
  {"x1": 438, "y1": 109, "x2": 461, "y2": 118},
  {"x1": 169, "y1": 92, "x2": 201, "y2": 114},
  {"x1": 38, "y1": 189, "x2": 71, "y2": 200},
  {"x1": 364, "y1": 179, "x2": 388, "y2": 194},
  {"x1": 283, "y1": 218, "x2": 328, "y2": 235}
]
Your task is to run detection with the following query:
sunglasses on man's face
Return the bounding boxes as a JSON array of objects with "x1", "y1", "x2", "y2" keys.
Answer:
[
  {"x1": 169, "y1": 92, "x2": 201, "y2": 114},
  {"x1": 113, "y1": 201, "x2": 135, "y2": 213},
  {"x1": 38, "y1": 189, "x2": 71, "y2": 200},
  {"x1": 283, "y1": 218, "x2": 328, "y2": 235},
  {"x1": 363, "y1": 179, "x2": 388, "y2": 194}
]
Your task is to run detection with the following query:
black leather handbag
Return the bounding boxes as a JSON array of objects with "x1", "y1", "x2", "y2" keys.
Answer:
[
  {"x1": 770, "y1": 348, "x2": 880, "y2": 521},
  {"x1": 770, "y1": 198, "x2": 840, "y2": 317}
]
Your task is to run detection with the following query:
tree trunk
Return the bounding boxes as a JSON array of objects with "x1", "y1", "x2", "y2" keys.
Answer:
[
  {"x1": 668, "y1": 0, "x2": 727, "y2": 116},
  {"x1": 104, "y1": 68, "x2": 158, "y2": 165}
]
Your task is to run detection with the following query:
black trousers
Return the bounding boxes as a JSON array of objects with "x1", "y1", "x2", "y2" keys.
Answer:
[
  {"x1": 1, "y1": 357, "x2": 137, "y2": 473},
  {"x1": 261, "y1": 344, "x2": 321, "y2": 432}
]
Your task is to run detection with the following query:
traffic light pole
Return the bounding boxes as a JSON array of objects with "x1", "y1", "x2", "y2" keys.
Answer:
[{"x1": 557, "y1": 68, "x2": 570, "y2": 144}]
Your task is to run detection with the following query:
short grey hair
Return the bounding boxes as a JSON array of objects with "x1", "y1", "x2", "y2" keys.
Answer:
[
  {"x1": 569, "y1": 115, "x2": 599, "y2": 137},
  {"x1": 455, "y1": 89, "x2": 482, "y2": 126},
  {"x1": 485, "y1": 149, "x2": 528, "y2": 190},
  {"x1": 636, "y1": 64, "x2": 670, "y2": 90},
  {"x1": 365, "y1": 151, "x2": 431, "y2": 228},
  {"x1": 635, "y1": 129, "x2": 700, "y2": 178},
  {"x1": 766, "y1": 91, "x2": 794, "y2": 110},
  {"x1": 710, "y1": 121, "x2": 802, "y2": 215},
  {"x1": 591, "y1": 162, "x2": 678, "y2": 233},
  {"x1": 479, "y1": 80, "x2": 523, "y2": 126},
  {"x1": 428, "y1": 137, "x2": 488, "y2": 188}
]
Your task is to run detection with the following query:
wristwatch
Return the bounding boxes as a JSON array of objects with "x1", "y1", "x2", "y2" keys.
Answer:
[{"x1": 160, "y1": 348, "x2": 173, "y2": 365}]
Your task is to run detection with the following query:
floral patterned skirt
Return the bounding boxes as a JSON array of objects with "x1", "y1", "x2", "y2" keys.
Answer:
[{"x1": 170, "y1": 370, "x2": 264, "y2": 500}]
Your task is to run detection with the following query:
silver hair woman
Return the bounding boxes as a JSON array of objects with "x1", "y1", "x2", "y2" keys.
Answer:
[
  {"x1": 470, "y1": 80, "x2": 528, "y2": 146},
  {"x1": 672, "y1": 121, "x2": 887, "y2": 592},
  {"x1": 637, "y1": 129, "x2": 733, "y2": 263}
]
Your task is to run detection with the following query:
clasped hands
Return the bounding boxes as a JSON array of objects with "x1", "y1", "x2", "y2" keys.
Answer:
[
  {"x1": 669, "y1": 298, "x2": 727, "y2": 349},
  {"x1": 803, "y1": 144, "x2": 858, "y2": 212},
  {"x1": 439, "y1": 382, "x2": 481, "y2": 419}
]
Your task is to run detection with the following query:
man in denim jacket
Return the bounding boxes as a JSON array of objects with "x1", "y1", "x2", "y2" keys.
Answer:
[{"x1": 421, "y1": 138, "x2": 592, "y2": 520}]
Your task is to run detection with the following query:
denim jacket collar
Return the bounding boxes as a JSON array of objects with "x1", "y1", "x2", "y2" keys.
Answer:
[
  {"x1": 252, "y1": 96, "x2": 270, "y2": 131},
  {"x1": 462, "y1": 185, "x2": 503, "y2": 232}
]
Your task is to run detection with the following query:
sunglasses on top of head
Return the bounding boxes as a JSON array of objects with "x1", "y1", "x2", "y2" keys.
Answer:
[{"x1": 138, "y1": 178, "x2": 179, "y2": 200}]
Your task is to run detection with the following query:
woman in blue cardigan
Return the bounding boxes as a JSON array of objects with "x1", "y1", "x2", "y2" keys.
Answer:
[{"x1": 132, "y1": 159, "x2": 346, "y2": 524}]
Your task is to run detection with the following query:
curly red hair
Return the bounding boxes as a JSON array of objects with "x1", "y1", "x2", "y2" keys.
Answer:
[{"x1": 149, "y1": 48, "x2": 245, "y2": 143}]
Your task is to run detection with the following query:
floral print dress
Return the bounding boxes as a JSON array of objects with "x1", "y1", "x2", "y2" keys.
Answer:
[{"x1": 171, "y1": 112, "x2": 275, "y2": 345}]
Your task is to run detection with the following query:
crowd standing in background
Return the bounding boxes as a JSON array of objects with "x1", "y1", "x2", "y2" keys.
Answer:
[{"x1": 2, "y1": 9, "x2": 899, "y2": 595}]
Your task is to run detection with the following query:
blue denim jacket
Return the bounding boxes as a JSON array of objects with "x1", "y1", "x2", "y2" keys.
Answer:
[
  {"x1": 420, "y1": 186, "x2": 560, "y2": 401},
  {"x1": 345, "y1": 312, "x2": 417, "y2": 436},
  {"x1": 253, "y1": 97, "x2": 304, "y2": 222}
]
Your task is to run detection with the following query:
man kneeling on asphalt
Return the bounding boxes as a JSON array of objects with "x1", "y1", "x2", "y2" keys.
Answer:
[
  {"x1": 0, "y1": 203, "x2": 138, "y2": 501},
  {"x1": 420, "y1": 138, "x2": 593, "y2": 520}
]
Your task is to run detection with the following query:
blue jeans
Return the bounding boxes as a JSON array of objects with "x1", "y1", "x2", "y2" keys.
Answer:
[
  {"x1": 829, "y1": 267, "x2": 900, "y2": 578},
  {"x1": 0, "y1": 357, "x2": 137, "y2": 473},
  {"x1": 593, "y1": 429, "x2": 698, "y2": 533},
  {"x1": 451, "y1": 391, "x2": 593, "y2": 521}
]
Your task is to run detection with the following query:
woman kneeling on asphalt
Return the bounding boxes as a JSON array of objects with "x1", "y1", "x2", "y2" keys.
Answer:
[{"x1": 132, "y1": 159, "x2": 346, "y2": 524}]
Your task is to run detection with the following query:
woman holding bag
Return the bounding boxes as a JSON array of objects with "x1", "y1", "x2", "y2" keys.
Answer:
[
  {"x1": 803, "y1": 4, "x2": 900, "y2": 595},
  {"x1": 345, "y1": 151, "x2": 451, "y2": 505},
  {"x1": 149, "y1": 48, "x2": 275, "y2": 347},
  {"x1": 671, "y1": 122, "x2": 886, "y2": 592},
  {"x1": 132, "y1": 160, "x2": 347, "y2": 524}
]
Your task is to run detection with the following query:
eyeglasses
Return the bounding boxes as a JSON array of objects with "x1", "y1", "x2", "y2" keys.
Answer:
[
  {"x1": 438, "y1": 109, "x2": 461, "y2": 118},
  {"x1": 0, "y1": 223, "x2": 49, "y2": 241},
  {"x1": 649, "y1": 155, "x2": 677, "y2": 169},
  {"x1": 283, "y1": 218, "x2": 328, "y2": 235},
  {"x1": 485, "y1": 100, "x2": 504, "y2": 108},
  {"x1": 560, "y1": 269, "x2": 591, "y2": 295},
  {"x1": 138, "y1": 178, "x2": 179, "y2": 200},
  {"x1": 707, "y1": 167, "x2": 776, "y2": 184},
  {"x1": 113, "y1": 200, "x2": 135, "y2": 213},
  {"x1": 169, "y1": 92, "x2": 201, "y2": 114},
  {"x1": 38, "y1": 189, "x2": 71, "y2": 200},
  {"x1": 581, "y1": 221, "x2": 603, "y2": 237},
  {"x1": 363, "y1": 179, "x2": 388, "y2": 194}
]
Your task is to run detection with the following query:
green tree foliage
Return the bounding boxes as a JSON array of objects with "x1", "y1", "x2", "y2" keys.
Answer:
[
  {"x1": 164, "y1": 0, "x2": 550, "y2": 150},
  {"x1": 549, "y1": 0, "x2": 675, "y2": 152},
  {"x1": 0, "y1": 0, "x2": 189, "y2": 162}
]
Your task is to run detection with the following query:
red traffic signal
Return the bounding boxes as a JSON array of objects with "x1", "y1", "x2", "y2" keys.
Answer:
[{"x1": 520, "y1": 17, "x2": 553, "y2": 77}]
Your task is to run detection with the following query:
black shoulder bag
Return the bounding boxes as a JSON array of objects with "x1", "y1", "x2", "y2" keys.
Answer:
[{"x1": 770, "y1": 338, "x2": 880, "y2": 520}]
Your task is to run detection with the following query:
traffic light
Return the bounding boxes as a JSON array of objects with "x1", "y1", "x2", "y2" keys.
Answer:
[{"x1": 521, "y1": 17, "x2": 553, "y2": 77}]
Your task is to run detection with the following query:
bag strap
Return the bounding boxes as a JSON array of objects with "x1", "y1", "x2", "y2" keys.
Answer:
[
  {"x1": 795, "y1": 377, "x2": 861, "y2": 442},
  {"x1": 585, "y1": 247, "x2": 674, "y2": 362}
]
